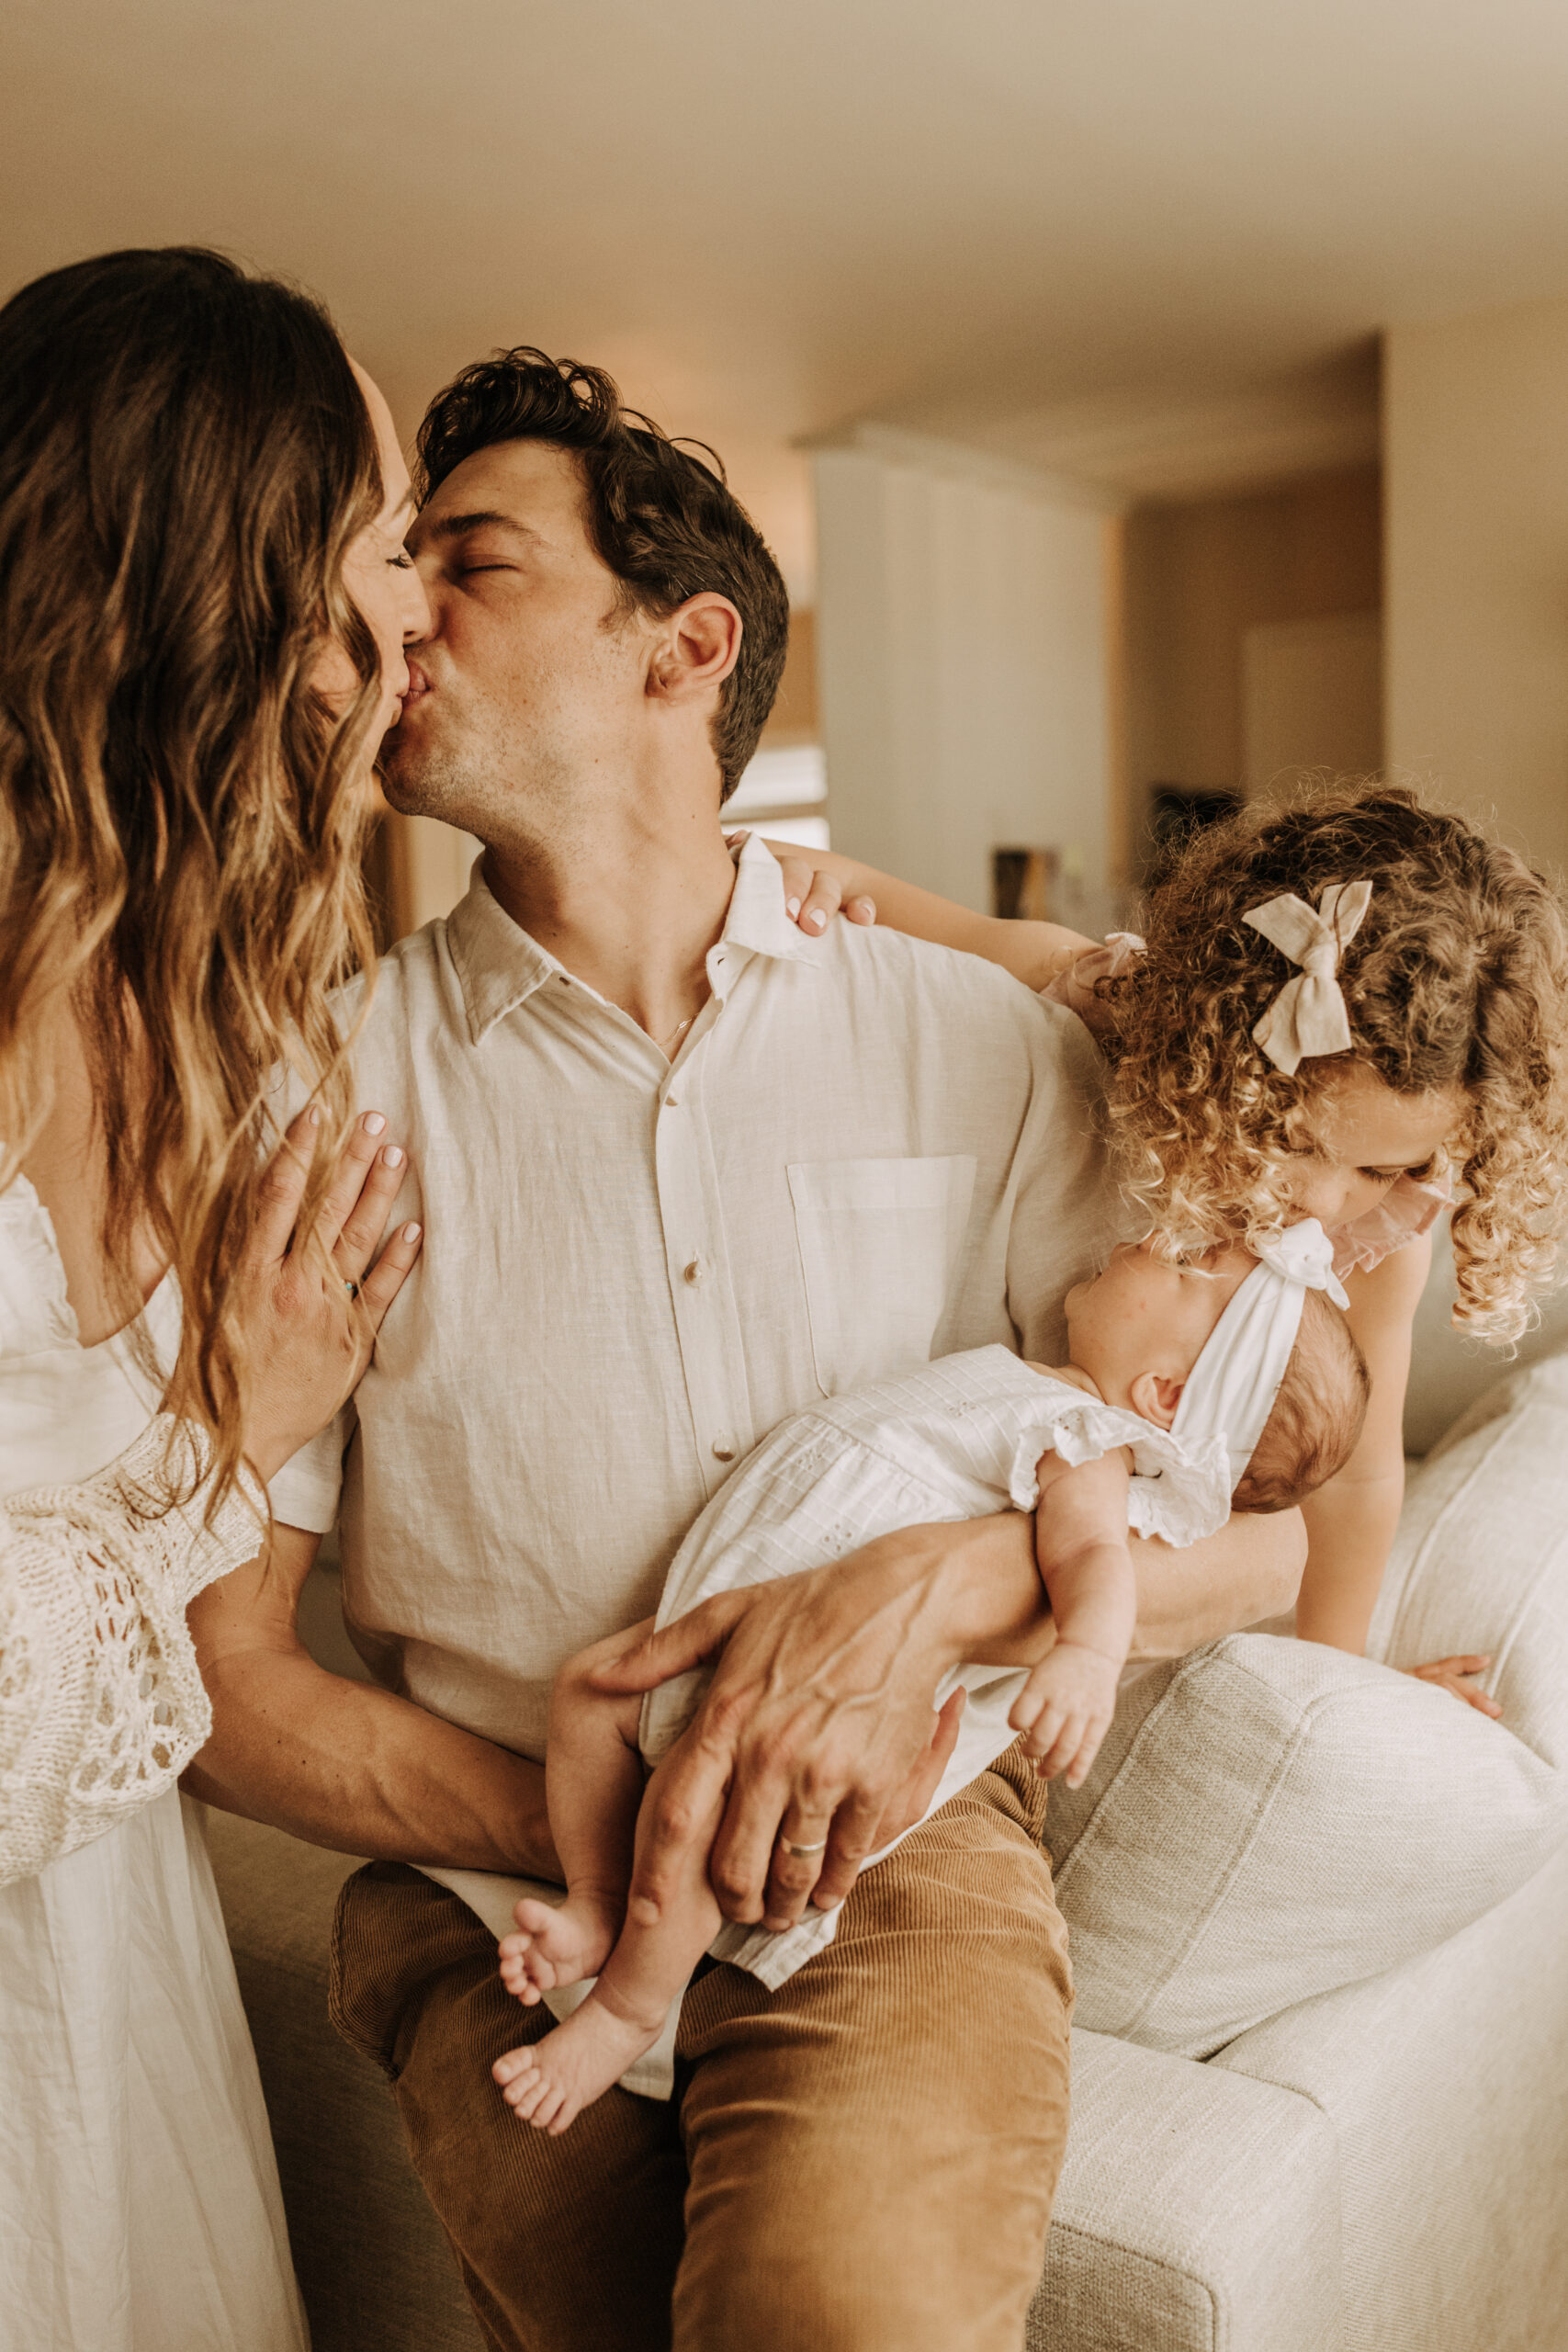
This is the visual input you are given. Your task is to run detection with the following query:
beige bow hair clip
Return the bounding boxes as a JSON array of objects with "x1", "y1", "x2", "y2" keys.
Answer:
[{"x1": 1243, "y1": 881, "x2": 1373, "y2": 1076}]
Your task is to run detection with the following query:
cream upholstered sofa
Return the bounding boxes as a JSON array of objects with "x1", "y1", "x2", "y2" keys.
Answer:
[{"x1": 206, "y1": 1228, "x2": 1568, "y2": 2352}]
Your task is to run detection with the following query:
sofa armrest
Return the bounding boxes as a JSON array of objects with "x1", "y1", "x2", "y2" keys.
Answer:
[
  {"x1": 1032, "y1": 2029, "x2": 1339, "y2": 2352},
  {"x1": 1213, "y1": 1838, "x2": 1568, "y2": 2352}
]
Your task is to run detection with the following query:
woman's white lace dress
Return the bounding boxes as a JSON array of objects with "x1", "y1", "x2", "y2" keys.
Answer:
[{"x1": 0, "y1": 1178, "x2": 308, "y2": 2351}]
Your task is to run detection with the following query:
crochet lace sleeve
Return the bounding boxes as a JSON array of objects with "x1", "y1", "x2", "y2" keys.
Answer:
[{"x1": 0, "y1": 1417, "x2": 266, "y2": 1886}]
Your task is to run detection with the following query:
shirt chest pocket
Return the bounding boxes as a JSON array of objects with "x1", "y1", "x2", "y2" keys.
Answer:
[{"x1": 786, "y1": 1155, "x2": 977, "y2": 1398}]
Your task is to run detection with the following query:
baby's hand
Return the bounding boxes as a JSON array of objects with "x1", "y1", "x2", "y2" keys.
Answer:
[{"x1": 1010, "y1": 1642, "x2": 1121, "y2": 1787}]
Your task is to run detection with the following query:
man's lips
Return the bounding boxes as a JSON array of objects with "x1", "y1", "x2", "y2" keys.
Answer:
[{"x1": 402, "y1": 657, "x2": 432, "y2": 705}]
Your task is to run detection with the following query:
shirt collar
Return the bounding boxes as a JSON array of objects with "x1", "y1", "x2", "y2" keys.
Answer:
[
  {"x1": 716, "y1": 831, "x2": 821, "y2": 972},
  {"x1": 446, "y1": 830, "x2": 818, "y2": 1046},
  {"x1": 446, "y1": 856, "x2": 562, "y2": 1044}
]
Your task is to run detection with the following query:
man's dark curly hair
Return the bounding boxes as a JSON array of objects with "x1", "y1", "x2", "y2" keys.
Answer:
[{"x1": 415, "y1": 347, "x2": 789, "y2": 799}]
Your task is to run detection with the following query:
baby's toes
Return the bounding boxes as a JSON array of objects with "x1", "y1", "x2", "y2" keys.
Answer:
[
  {"x1": 512, "y1": 2072, "x2": 556, "y2": 2124},
  {"x1": 492, "y1": 2046, "x2": 536, "y2": 2087},
  {"x1": 502, "y1": 2068, "x2": 543, "y2": 2113}
]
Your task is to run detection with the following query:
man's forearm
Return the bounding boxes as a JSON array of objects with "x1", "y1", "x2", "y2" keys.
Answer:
[
  {"x1": 927, "y1": 1505, "x2": 1307, "y2": 1668},
  {"x1": 1125, "y1": 1508, "x2": 1308, "y2": 1658},
  {"x1": 185, "y1": 1645, "x2": 558, "y2": 1874}
]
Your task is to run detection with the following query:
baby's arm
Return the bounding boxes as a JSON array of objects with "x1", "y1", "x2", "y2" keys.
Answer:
[{"x1": 1010, "y1": 1448, "x2": 1138, "y2": 1787}]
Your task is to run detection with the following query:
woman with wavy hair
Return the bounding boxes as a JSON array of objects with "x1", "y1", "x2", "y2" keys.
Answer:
[{"x1": 0, "y1": 247, "x2": 425, "y2": 2349}]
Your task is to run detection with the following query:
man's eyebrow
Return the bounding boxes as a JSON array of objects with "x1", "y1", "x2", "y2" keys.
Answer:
[{"x1": 417, "y1": 509, "x2": 541, "y2": 546}]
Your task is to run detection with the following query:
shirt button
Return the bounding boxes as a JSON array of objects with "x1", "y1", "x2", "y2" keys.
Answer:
[
  {"x1": 712, "y1": 1435, "x2": 737, "y2": 1462},
  {"x1": 664, "y1": 1094, "x2": 680, "y2": 1109},
  {"x1": 682, "y1": 1258, "x2": 703, "y2": 1285}
]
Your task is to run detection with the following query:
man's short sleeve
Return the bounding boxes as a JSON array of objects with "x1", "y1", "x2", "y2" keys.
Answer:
[
  {"x1": 1007, "y1": 1001, "x2": 1134, "y2": 1363},
  {"x1": 265, "y1": 1400, "x2": 354, "y2": 1534}
]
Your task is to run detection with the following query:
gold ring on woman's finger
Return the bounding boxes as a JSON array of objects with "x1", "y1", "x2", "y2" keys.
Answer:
[{"x1": 779, "y1": 1836, "x2": 828, "y2": 1860}]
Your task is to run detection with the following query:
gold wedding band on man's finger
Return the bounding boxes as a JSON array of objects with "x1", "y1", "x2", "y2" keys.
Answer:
[{"x1": 777, "y1": 1834, "x2": 829, "y2": 1860}]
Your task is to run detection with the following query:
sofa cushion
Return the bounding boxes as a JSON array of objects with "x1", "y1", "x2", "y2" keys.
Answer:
[
  {"x1": 1370, "y1": 1350, "x2": 1568, "y2": 1770},
  {"x1": 1400, "y1": 1217, "x2": 1568, "y2": 1456},
  {"x1": 1044, "y1": 1351, "x2": 1568, "y2": 2059}
]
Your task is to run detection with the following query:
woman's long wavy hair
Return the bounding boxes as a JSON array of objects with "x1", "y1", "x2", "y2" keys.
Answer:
[
  {"x1": 0, "y1": 247, "x2": 384, "y2": 1507},
  {"x1": 1102, "y1": 785, "x2": 1568, "y2": 1341}
]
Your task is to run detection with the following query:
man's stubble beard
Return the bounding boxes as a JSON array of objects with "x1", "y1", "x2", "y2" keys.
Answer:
[{"x1": 379, "y1": 711, "x2": 578, "y2": 859}]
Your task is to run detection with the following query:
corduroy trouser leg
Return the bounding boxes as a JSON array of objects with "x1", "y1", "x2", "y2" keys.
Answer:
[{"x1": 331, "y1": 1747, "x2": 1071, "y2": 2352}]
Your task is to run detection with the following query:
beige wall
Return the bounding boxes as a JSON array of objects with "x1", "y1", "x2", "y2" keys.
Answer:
[
  {"x1": 1123, "y1": 467, "x2": 1382, "y2": 844},
  {"x1": 814, "y1": 433, "x2": 1119, "y2": 922},
  {"x1": 1384, "y1": 297, "x2": 1568, "y2": 876}
]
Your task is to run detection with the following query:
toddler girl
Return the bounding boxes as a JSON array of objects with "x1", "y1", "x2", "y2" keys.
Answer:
[
  {"x1": 492, "y1": 1219, "x2": 1367, "y2": 2133},
  {"x1": 775, "y1": 786, "x2": 1568, "y2": 1691}
]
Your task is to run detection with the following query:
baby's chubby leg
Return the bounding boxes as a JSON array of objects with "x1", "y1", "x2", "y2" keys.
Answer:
[
  {"x1": 495, "y1": 1737, "x2": 727, "y2": 2135},
  {"x1": 498, "y1": 1627, "x2": 650, "y2": 2009}
]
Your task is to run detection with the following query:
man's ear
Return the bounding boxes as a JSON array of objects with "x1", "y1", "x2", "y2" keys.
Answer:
[
  {"x1": 1129, "y1": 1370, "x2": 1185, "y2": 1430},
  {"x1": 647, "y1": 593, "x2": 742, "y2": 704}
]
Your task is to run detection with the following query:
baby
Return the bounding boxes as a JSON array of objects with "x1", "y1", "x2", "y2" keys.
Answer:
[{"x1": 492, "y1": 1219, "x2": 1368, "y2": 2133}]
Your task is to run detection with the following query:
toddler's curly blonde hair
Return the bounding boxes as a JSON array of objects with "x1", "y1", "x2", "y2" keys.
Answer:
[{"x1": 1100, "y1": 785, "x2": 1568, "y2": 1341}]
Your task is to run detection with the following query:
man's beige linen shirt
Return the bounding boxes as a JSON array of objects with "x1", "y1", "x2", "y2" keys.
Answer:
[{"x1": 273, "y1": 835, "x2": 1119, "y2": 1761}]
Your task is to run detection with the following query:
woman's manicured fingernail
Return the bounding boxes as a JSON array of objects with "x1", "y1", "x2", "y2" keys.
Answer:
[
  {"x1": 363, "y1": 1111, "x2": 387, "y2": 1136},
  {"x1": 807, "y1": 909, "x2": 826, "y2": 930},
  {"x1": 862, "y1": 899, "x2": 876, "y2": 922},
  {"x1": 382, "y1": 1144, "x2": 404, "y2": 1169},
  {"x1": 786, "y1": 898, "x2": 802, "y2": 919},
  {"x1": 308, "y1": 1105, "x2": 323, "y2": 1127},
  {"x1": 401, "y1": 1221, "x2": 422, "y2": 1243}
]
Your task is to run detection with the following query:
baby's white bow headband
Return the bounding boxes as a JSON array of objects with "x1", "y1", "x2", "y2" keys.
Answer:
[
  {"x1": 1171, "y1": 1219, "x2": 1349, "y2": 1490},
  {"x1": 1244, "y1": 880, "x2": 1372, "y2": 1076}
]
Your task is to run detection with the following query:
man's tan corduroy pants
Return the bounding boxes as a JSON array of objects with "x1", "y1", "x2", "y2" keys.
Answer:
[{"x1": 330, "y1": 1747, "x2": 1071, "y2": 2352}]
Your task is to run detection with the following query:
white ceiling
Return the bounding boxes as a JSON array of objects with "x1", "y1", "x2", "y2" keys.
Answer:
[{"x1": 8, "y1": 0, "x2": 1568, "y2": 593}]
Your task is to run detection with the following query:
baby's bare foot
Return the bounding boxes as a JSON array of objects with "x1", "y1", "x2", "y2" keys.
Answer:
[
  {"x1": 492, "y1": 1994, "x2": 660, "y2": 2134},
  {"x1": 498, "y1": 1893, "x2": 622, "y2": 2006}
]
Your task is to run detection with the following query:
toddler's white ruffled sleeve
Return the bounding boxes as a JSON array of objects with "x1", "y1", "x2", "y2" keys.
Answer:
[{"x1": 0, "y1": 1417, "x2": 265, "y2": 1885}]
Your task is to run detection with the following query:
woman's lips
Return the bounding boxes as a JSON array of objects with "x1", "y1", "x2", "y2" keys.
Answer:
[{"x1": 402, "y1": 657, "x2": 432, "y2": 705}]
